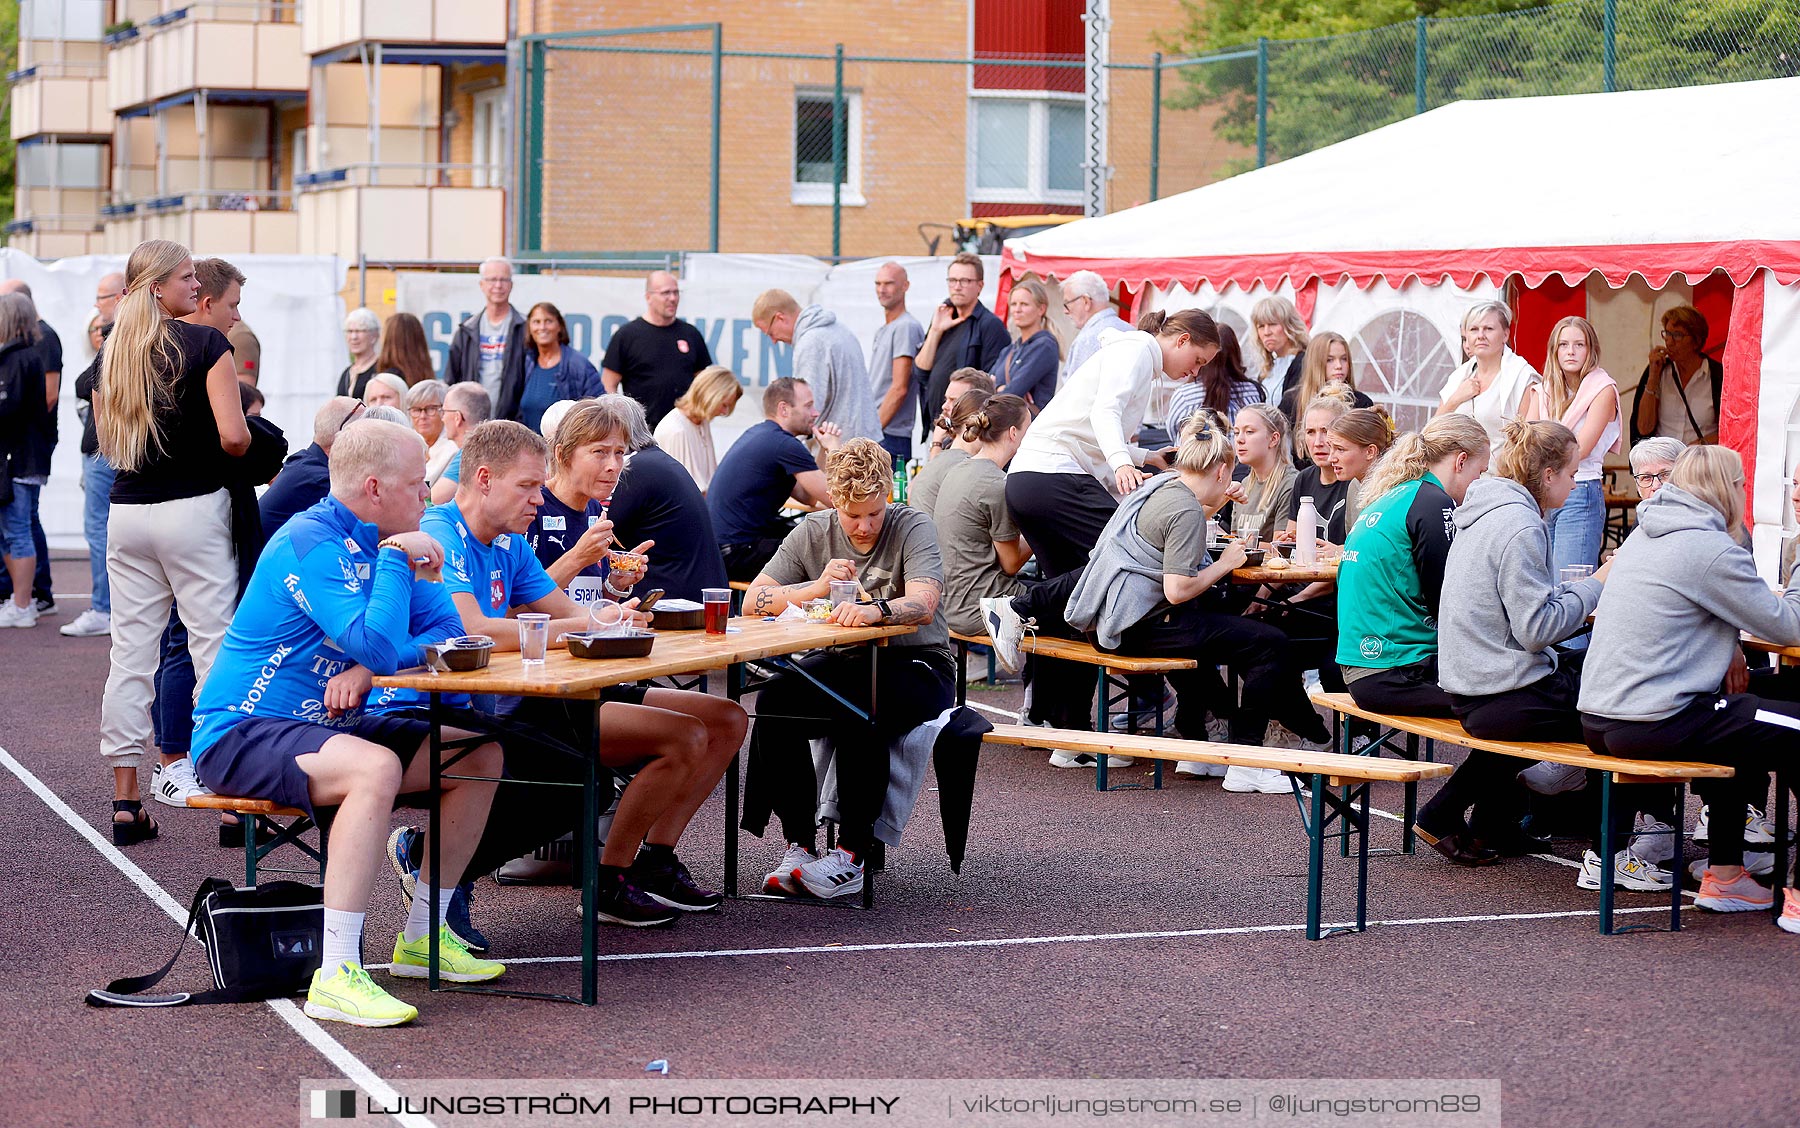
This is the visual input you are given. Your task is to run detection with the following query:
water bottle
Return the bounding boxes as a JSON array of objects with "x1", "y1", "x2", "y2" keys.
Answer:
[{"x1": 1295, "y1": 496, "x2": 1319, "y2": 566}]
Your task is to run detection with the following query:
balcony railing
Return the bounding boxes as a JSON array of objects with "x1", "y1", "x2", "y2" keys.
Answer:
[
  {"x1": 9, "y1": 62, "x2": 111, "y2": 139},
  {"x1": 101, "y1": 190, "x2": 301, "y2": 255},
  {"x1": 107, "y1": 2, "x2": 306, "y2": 113},
  {"x1": 295, "y1": 165, "x2": 503, "y2": 262},
  {"x1": 303, "y1": 0, "x2": 507, "y2": 58}
]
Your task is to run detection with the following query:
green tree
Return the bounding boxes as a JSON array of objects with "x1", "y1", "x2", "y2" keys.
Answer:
[
  {"x1": 0, "y1": 1, "x2": 15, "y2": 226},
  {"x1": 1159, "y1": 0, "x2": 1800, "y2": 170}
]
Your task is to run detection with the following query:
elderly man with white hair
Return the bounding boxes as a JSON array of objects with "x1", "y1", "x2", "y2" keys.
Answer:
[
  {"x1": 190, "y1": 418, "x2": 508, "y2": 1026},
  {"x1": 1060, "y1": 269, "x2": 1131, "y2": 376},
  {"x1": 446, "y1": 257, "x2": 530, "y2": 421}
]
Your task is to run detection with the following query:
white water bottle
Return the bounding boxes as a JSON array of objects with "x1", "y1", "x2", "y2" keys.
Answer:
[{"x1": 1295, "y1": 496, "x2": 1319, "y2": 566}]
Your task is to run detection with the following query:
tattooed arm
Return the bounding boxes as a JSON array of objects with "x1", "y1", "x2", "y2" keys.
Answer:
[
  {"x1": 745, "y1": 557, "x2": 854, "y2": 616},
  {"x1": 831, "y1": 576, "x2": 941, "y2": 627}
]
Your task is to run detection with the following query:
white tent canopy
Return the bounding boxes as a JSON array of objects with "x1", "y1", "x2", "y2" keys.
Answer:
[{"x1": 1004, "y1": 78, "x2": 1800, "y2": 292}]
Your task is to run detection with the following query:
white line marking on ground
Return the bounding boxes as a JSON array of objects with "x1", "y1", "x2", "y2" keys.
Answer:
[
  {"x1": 963, "y1": 700, "x2": 1021, "y2": 721},
  {"x1": 0, "y1": 746, "x2": 432, "y2": 1128},
  {"x1": 357, "y1": 901, "x2": 1689, "y2": 970}
]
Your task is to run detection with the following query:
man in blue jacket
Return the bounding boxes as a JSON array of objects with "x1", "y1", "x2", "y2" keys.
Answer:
[{"x1": 191, "y1": 419, "x2": 506, "y2": 1028}]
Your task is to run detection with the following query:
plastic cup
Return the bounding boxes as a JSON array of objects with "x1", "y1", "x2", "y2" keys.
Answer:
[
  {"x1": 1560, "y1": 565, "x2": 1595, "y2": 584},
  {"x1": 587, "y1": 599, "x2": 626, "y2": 636},
  {"x1": 701, "y1": 587, "x2": 731, "y2": 635},
  {"x1": 518, "y1": 613, "x2": 550, "y2": 665},
  {"x1": 829, "y1": 579, "x2": 859, "y2": 607}
]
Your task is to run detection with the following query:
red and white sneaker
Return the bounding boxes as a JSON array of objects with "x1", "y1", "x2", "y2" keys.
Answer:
[
  {"x1": 763, "y1": 844, "x2": 815, "y2": 895},
  {"x1": 1780, "y1": 888, "x2": 1800, "y2": 935},
  {"x1": 1695, "y1": 866, "x2": 1775, "y2": 913}
]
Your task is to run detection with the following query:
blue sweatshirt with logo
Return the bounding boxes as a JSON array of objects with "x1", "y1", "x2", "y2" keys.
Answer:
[{"x1": 191, "y1": 496, "x2": 466, "y2": 764}]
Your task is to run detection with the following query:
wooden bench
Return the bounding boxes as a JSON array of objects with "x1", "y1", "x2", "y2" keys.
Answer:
[
  {"x1": 984, "y1": 723, "x2": 1453, "y2": 940},
  {"x1": 186, "y1": 795, "x2": 325, "y2": 885},
  {"x1": 951, "y1": 629, "x2": 1198, "y2": 792},
  {"x1": 1309, "y1": 691, "x2": 1740, "y2": 935}
]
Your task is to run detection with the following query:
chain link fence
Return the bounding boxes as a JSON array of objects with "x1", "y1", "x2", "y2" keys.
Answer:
[{"x1": 517, "y1": 0, "x2": 1798, "y2": 261}]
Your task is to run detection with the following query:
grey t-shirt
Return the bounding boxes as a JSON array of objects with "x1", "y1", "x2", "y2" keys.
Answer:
[
  {"x1": 1234, "y1": 462, "x2": 1297, "y2": 542},
  {"x1": 868, "y1": 312, "x2": 925, "y2": 439},
  {"x1": 1135, "y1": 480, "x2": 1208, "y2": 577},
  {"x1": 934, "y1": 457, "x2": 1024, "y2": 636},
  {"x1": 908, "y1": 448, "x2": 969, "y2": 521},
  {"x1": 763, "y1": 504, "x2": 951, "y2": 654}
]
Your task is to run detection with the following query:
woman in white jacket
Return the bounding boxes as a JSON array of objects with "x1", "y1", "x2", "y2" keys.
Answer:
[
  {"x1": 1004, "y1": 307, "x2": 1219, "y2": 578},
  {"x1": 1436, "y1": 300, "x2": 1539, "y2": 452}
]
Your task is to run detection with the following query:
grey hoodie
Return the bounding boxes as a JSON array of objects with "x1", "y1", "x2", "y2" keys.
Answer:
[
  {"x1": 1579, "y1": 483, "x2": 1800, "y2": 722},
  {"x1": 1065, "y1": 474, "x2": 1196, "y2": 649},
  {"x1": 793, "y1": 305, "x2": 881, "y2": 442},
  {"x1": 1437, "y1": 477, "x2": 1602, "y2": 697}
]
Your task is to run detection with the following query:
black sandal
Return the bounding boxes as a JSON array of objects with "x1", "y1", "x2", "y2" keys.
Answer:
[{"x1": 112, "y1": 800, "x2": 158, "y2": 847}]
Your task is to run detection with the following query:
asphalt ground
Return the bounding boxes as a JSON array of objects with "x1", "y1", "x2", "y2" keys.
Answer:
[{"x1": 4, "y1": 557, "x2": 1797, "y2": 1127}]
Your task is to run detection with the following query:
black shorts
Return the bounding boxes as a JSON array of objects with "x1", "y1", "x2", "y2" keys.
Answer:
[{"x1": 193, "y1": 714, "x2": 433, "y2": 820}]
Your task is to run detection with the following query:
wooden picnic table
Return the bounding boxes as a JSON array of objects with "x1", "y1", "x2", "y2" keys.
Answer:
[
  {"x1": 371, "y1": 616, "x2": 915, "y2": 1004},
  {"x1": 1230, "y1": 561, "x2": 1340, "y2": 585}
]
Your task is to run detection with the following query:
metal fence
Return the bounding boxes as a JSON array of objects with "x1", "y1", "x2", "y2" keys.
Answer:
[{"x1": 514, "y1": 0, "x2": 1797, "y2": 263}]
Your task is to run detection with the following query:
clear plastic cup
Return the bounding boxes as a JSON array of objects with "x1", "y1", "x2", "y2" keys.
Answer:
[
  {"x1": 1560, "y1": 565, "x2": 1595, "y2": 584},
  {"x1": 829, "y1": 579, "x2": 859, "y2": 607},
  {"x1": 701, "y1": 587, "x2": 731, "y2": 634},
  {"x1": 587, "y1": 599, "x2": 626, "y2": 636},
  {"x1": 518, "y1": 613, "x2": 550, "y2": 665}
]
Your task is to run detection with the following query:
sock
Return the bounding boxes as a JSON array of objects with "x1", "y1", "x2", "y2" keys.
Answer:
[
  {"x1": 402, "y1": 882, "x2": 452, "y2": 943},
  {"x1": 596, "y1": 862, "x2": 627, "y2": 889},
  {"x1": 638, "y1": 842, "x2": 675, "y2": 866},
  {"x1": 322, "y1": 908, "x2": 365, "y2": 970}
]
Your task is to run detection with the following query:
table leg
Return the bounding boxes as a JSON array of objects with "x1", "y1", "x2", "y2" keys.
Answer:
[
  {"x1": 580, "y1": 697, "x2": 601, "y2": 1006},
  {"x1": 1599, "y1": 774, "x2": 1616, "y2": 936},
  {"x1": 1305, "y1": 773, "x2": 1326, "y2": 941},
  {"x1": 725, "y1": 662, "x2": 744, "y2": 898},
  {"x1": 427, "y1": 692, "x2": 442, "y2": 991},
  {"x1": 865, "y1": 648, "x2": 879, "y2": 910}
]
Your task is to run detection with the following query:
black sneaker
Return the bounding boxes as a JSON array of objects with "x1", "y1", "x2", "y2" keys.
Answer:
[
  {"x1": 582, "y1": 872, "x2": 679, "y2": 928},
  {"x1": 33, "y1": 595, "x2": 55, "y2": 615},
  {"x1": 632, "y1": 851, "x2": 723, "y2": 912}
]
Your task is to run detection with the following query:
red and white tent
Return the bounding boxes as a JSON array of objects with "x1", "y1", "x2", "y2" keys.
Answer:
[{"x1": 1002, "y1": 77, "x2": 1800, "y2": 569}]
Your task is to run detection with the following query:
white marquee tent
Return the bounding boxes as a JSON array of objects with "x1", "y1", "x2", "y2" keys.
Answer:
[{"x1": 1002, "y1": 77, "x2": 1800, "y2": 569}]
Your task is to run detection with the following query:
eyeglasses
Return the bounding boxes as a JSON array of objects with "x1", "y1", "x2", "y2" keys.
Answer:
[
  {"x1": 1634, "y1": 470, "x2": 1671, "y2": 487},
  {"x1": 410, "y1": 404, "x2": 443, "y2": 417},
  {"x1": 480, "y1": 276, "x2": 513, "y2": 287},
  {"x1": 333, "y1": 402, "x2": 367, "y2": 435},
  {"x1": 946, "y1": 276, "x2": 982, "y2": 287},
  {"x1": 1660, "y1": 329, "x2": 1690, "y2": 341}
]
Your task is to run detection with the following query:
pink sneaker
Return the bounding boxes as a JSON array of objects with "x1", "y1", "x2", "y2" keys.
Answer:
[
  {"x1": 1780, "y1": 888, "x2": 1800, "y2": 935},
  {"x1": 1695, "y1": 867, "x2": 1774, "y2": 913}
]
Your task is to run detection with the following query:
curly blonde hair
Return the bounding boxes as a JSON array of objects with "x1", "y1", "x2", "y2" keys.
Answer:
[{"x1": 825, "y1": 437, "x2": 894, "y2": 508}]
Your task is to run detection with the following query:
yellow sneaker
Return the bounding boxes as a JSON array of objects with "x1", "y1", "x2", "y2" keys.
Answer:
[
  {"x1": 390, "y1": 925, "x2": 506, "y2": 983},
  {"x1": 303, "y1": 961, "x2": 418, "y2": 1027}
]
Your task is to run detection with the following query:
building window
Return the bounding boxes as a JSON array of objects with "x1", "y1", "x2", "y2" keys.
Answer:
[
  {"x1": 471, "y1": 89, "x2": 504, "y2": 189},
  {"x1": 17, "y1": 142, "x2": 106, "y2": 190},
  {"x1": 793, "y1": 89, "x2": 864, "y2": 207},
  {"x1": 970, "y1": 95, "x2": 1083, "y2": 204}
]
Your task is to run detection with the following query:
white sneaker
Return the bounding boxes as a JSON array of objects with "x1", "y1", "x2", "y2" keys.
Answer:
[
  {"x1": 793, "y1": 846, "x2": 864, "y2": 899},
  {"x1": 1577, "y1": 848, "x2": 1673, "y2": 892},
  {"x1": 1746, "y1": 806, "x2": 1776, "y2": 846},
  {"x1": 59, "y1": 608, "x2": 111, "y2": 637},
  {"x1": 150, "y1": 758, "x2": 212, "y2": 808},
  {"x1": 1688, "y1": 853, "x2": 1774, "y2": 882},
  {"x1": 1222, "y1": 765, "x2": 1293, "y2": 794},
  {"x1": 763, "y1": 843, "x2": 816, "y2": 895},
  {"x1": 1696, "y1": 804, "x2": 1777, "y2": 845},
  {"x1": 1518, "y1": 760, "x2": 1587, "y2": 795},
  {"x1": 0, "y1": 599, "x2": 39, "y2": 628},
  {"x1": 1048, "y1": 750, "x2": 1133, "y2": 769},
  {"x1": 1630, "y1": 813, "x2": 1677, "y2": 864},
  {"x1": 978, "y1": 596, "x2": 1031, "y2": 674},
  {"x1": 1175, "y1": 760, "x2": 1209, "y2": 778}
]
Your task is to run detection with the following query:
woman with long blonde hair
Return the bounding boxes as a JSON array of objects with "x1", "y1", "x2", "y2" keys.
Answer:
[
  {"x1": 654, "y1": 363, "x2": 742, "y2": 492},
  {"x1": 1582, "y1": 446, "x2": 1800, "y2": 922},
  {"x1": 1280, "y1": 330, "x2": 1369, "y2": 424},
  {"x1": 96, "y1": 239, "x2": 250, "y2": 845},
  {"x1": 1250, "y1": 295, "x2": 1308, "y2": 406},
  {"x1": 1520, "y1": 315, "x2": 1618, "y2": 580}
]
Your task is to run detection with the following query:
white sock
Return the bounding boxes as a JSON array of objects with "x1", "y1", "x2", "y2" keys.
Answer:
[
  {"x1": 402, "y1": 882, "x2": 452, "y2": 943},
  {"x1": 322, "y1": 908, "x2": 365, "y2": 970}
]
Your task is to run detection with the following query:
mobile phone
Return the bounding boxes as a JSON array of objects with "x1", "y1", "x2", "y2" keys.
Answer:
[{"x1": 636, "y1": 589, "x2": 665, "y2": 611}]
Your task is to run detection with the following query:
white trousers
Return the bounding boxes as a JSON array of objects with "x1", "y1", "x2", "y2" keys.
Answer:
[{"x1": 100, "y1": 489, "x2": 238, "y2": 766}]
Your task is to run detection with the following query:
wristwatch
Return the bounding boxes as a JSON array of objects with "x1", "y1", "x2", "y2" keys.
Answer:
[{"x1": 872, "y1": 598, "x2": 893, "y2": 621}]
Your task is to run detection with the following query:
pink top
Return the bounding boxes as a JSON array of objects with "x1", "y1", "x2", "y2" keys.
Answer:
[{"x1": 1555, "y1": 368, "x2": 1621, "y2": 482}]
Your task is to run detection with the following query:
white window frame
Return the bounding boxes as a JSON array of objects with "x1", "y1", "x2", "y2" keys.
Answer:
[
  {"x1": 791, "y1": 87, "x2": 865, "y2": 207},
  {"x1": 967, "y1": 90, "x2": 1084, "y2": 207},
  {"x1": 290, "y1": 128, "x2": 308, "y2": 192},
  {"x1": 470, "y1": 88, "x2": 505, "y2": 189}
]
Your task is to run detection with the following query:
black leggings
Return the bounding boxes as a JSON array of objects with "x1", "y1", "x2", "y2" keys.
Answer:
[
  {"x1": 1585, "y1": 693, "x2": 1799, "y2": 877},
  {"x1": 1349, "y1": 657, "x2": 1525, "y2": 841},
  {"x1": 742, "y1": 648, "x2": 954, "y2": 854},
  {"x1": 1110, "y1": 600, "x2": 1327, "y2": 747}
]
